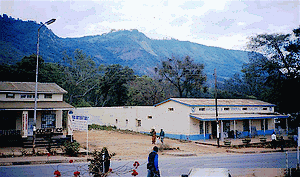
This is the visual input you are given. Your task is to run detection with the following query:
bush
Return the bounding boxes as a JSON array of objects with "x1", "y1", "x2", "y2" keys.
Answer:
[
  {"x1": 63, "y1": 141, "x2": 80, "y2": 156},
  {"x1": 88, "y1": 124, "x2": 117, "y2": 131}
]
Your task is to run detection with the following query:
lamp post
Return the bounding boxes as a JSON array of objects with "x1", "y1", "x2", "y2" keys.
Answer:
[{"x1": 33, "y1": 18, "x2": 56, "y2": 153}]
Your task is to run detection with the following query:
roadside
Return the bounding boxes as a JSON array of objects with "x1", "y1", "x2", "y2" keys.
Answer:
[{"x1": 0, "y1": 129, "x2": 297, "y2": 166}]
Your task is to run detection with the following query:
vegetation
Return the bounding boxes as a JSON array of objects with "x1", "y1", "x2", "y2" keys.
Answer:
[
  {"x1": 88, "y1": 124, "x2": 117, "y2": 131},
  {"x1": 221, "y1": 26, "x2": 300, "y2": 127},
  {"x1": 156, "y1": 56, "x2": 207, "y2": 97},
  {"x1": 1, "y1": 14, "x2": 300, "y2": 126},
  {"x1": 0, "y1": 49, "x2": 207, "y2": 106},
  {"x1": 62, "y1": 141, "x2": 80, "y2": 156}
]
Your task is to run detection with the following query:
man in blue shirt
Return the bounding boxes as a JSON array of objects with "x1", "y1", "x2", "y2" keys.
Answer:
[{"x1": 147, "y1": 146, "x2": 160, "y2": 177}]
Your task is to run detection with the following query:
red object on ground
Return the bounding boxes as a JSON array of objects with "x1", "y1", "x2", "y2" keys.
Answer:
[
  {"x1": 131, "y1": 169, "x2": 138, "y2": 176},
  {"x1": 133, "y1": 161, "x2": 140, "y2": 168},
  {"x1": 69, "y1": 159, "x2": 74, "y2": 163},
  {"x1": 74, "y1": 171, "x2": 80, "y2": 177},
  {"x1": 54, "y1": 170, "x2": 61, "y2": 177}
]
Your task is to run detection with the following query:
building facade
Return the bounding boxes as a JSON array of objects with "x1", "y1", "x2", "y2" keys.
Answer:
[
  {"x1": 72, "y1": 98, "x2": 289, "y2": 141},
  {"x1": 0, "y1": 82, "x2": 73, "y2": 145}
]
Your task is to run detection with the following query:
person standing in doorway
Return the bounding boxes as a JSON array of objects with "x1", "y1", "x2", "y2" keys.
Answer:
[
  {"x1": 147, "y1": 146, "x2": 160, "y2": 177},
  {"x1": 159, "y1": 129, "x2": 165, "y2": 144}
]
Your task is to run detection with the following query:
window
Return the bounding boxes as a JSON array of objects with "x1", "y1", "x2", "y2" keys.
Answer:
[
  {"x1": 224, "y1": 108, "x2": 230, "y2": 111},
  {"x1": 6, "y1": 93, "x2": 15, "y2": 98},
  {"x1": 168, "y1": 108, "x2": 174, "y2": 111},
  {"x1": 137, "y1": 120, "x2": 141, "y2": 127},
  {"x1": 44, "y1": 94, "x2": 52, "y2": 99},
  {"x1": 263, "y1": 107, "x2": 268, "y2": 110},
  {"x1": 242, "y1": 108, "x2": 248, "y2": 110},
  {"x1": 41, "y1": 113, "x2": 56, "y2": 128},
  {"x1": 27, "y1": 94, "x2": 34, "y2": 98},
  {"x1": 199, "y1": 108, "x2": 205, "y2": 111},
  {"x1": 20, "y1": 94, "x2": 38, "y2": 99},
  {"x1": 148, "y1": 116, "x2": 153, "y2": 119}
]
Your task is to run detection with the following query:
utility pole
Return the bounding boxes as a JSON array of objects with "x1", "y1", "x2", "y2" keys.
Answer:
[
  {"x1": 33, "y1": 18, "x2": 56, "y2": 154},
  {"x1": 214, "y1": 69, "x2": 220, "y2": 147}
]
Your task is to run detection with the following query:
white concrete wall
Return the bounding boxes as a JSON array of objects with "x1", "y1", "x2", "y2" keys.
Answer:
[
  {"x1": 190, "y1": 118, "x2": 200, "y2": 135},
  {"x1": 73, "y1": 101, "x2": 192, "y2": 135},
  {"x1": 154, "y1": 101, "x2": 191, "y2": 135}
]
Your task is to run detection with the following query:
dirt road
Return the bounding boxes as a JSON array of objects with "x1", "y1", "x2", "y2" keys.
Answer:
[{"x1": 73, "y1": 129, "x2": 228, "y2": 160}]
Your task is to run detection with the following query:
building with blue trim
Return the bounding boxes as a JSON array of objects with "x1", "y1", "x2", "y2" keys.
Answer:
[{"x1": 73, "y1": 98, "x2": 289, "y2": 141}]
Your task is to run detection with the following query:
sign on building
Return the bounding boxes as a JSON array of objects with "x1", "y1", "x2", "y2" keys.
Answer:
[{"x1": 22, "y1": 111, "x2": 28, "y2": 137}]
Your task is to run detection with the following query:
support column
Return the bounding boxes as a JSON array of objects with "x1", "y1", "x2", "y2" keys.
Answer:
[
  {"x1": 67, "y1": 111, "x2": 73, "y2": 137},
  {"x1": 221, "y1": 120, "x2": 224, "y2": 141},
  {"x1": 249, "y1": 119, "x2": 252, "y2": 137},
  {"x1": 234, "y1": 120, "x2": 236, "y2": 139},
  {"x1": 264, "y1": 119, "x2": 266, "y2": 136},
  {"x1": 56, "y1": 110, "x2": 63, "y2": 128},
  {"x1": 286, "y1": 118, "x2": 289, "y2": 134},
  {"x1": 204, "y1": 121, "x2": 206, "y2": 141}
]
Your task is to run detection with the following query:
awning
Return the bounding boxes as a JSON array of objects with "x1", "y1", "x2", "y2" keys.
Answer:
[
  {"x1": 190, "y1": 113, "x2": 289, "y2": 121},
  {"x1": 0, "y1": 101, "x2": 74, "y2": 110}
]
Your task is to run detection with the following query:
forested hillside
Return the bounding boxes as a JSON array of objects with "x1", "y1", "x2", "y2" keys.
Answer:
[{"x1": 0, "y1": 14, "x2": 249, "y2": 82}]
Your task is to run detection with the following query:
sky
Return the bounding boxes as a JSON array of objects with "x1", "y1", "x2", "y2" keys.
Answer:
[{"x1": 1, "y1": 0, "x2": 299, "y2": 50}]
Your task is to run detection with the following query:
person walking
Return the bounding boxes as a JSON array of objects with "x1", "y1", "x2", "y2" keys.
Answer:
[
  {"x1": 159, "y1": 129, "x2": 165, "y2": 144},
  {"x1": 271, "y1": 132, "x2": 277, "y2": 149},
  {"x1": 147, "y1": 146, "x2": 160, "y2": 177},
  {"x1": 151, "y1": 129, "x2": 156, "y2": 144},
  {"x1": 103, "y1": 147, "x2": 111, "y2": 173},
  {"x1": 280, "y1": 136, "x2": 285, "y2": 152}
]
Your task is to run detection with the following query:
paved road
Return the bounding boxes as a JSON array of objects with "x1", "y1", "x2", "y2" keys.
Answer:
[{"x1": 0, "y1": 152, "x2": 298, "y2": 177}]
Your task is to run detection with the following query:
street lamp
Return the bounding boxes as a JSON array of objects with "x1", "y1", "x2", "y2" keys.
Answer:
[{"x1": 33, "y1": 18, "x2": 56, "y2": 153}]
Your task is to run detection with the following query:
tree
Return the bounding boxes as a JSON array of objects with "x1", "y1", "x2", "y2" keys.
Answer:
[
  {"x1": 62, "y1": 49, "x2": 100, "y2": 106},
  {"x1": 245, "y1": 27, "x2": 300, "y2": 113},
  {"x1": 97, "y1": 64, "x2": 135, "y2": 106},
  {"x1": 157, "y1": 56, "x2": 206, "y2": 97},
  {"x1": 0, "y1": 54, "x2": 65, "y2": 84},
  {"x1": 127, "y1": 75, "x2": 166, "y2": 106},
  {"x1": 247, "y1": 28, "x2": 300, "y2": 79}
]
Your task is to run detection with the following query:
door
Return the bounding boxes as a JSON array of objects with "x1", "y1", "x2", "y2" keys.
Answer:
[{"x1": 211, "y1": 121, "x2": 217, "y2": 139}]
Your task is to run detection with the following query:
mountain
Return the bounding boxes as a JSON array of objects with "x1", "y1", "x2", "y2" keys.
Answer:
[{"x1": 0, "y1": 14, "x2": 250, "y2": 83}]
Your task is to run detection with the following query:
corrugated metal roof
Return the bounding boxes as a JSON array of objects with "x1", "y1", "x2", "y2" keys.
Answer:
[
  {"x1": 0, "y1": 82, "x2": 67, "y2": 94},
  {"x1": 0, "y1": 101, "x2": 73, "y2": 110},
  {"x1": 155, "y1": 98, "x2": 275, "y2": 107},
  {"x1": 190, "y1": 113, "x2": 288, "y2": 121}
]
